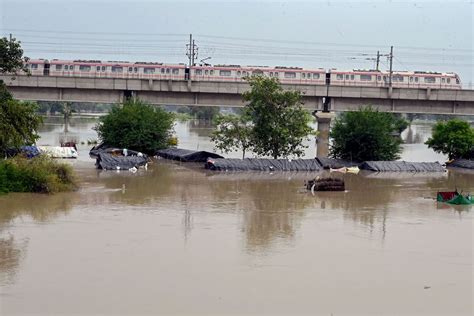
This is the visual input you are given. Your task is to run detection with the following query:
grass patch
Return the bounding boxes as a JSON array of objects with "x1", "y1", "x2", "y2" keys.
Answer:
[{"x1": 0, "y1": 156, "x2": 78, "y2": 194}]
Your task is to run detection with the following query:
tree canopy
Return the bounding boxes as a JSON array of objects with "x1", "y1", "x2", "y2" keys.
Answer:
[
  {"x1": 330, "y1": 106, "x2": 403, "y2": 161},
  {"x1": 425, "y1": 119, "x2": 474, "y2": 160},
  {"x1": 95, "y1": 99, "x2": 175, "y2": 154},
  {"x1": 0, "y1": 36, "x2": 29, "y2": 74},
  {"x1": 0, "y1": 37, "x2": 41, "y2": 156},
  {"x1": 211, "y1": 113, "x2": 253, "y2": 159},
  {"x1": 212, "y1": 76, "x2": 314, "y2": 159}
]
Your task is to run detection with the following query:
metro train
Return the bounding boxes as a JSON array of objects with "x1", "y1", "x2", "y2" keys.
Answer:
[{"x1": 23, "y1": 58, "x2": 462, "y2": 89}]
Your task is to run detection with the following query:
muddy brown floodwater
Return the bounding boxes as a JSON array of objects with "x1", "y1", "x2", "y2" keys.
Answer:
[{"x1": 0, "y1": 117, "x2": 472, "y2": 315}]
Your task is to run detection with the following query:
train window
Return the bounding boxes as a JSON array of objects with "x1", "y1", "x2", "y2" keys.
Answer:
[
  {"x1": 456, "y1": 78, "x2": 460, "y2": 84},
  {"x1": 377, "y1": 76, "x2": 382, "y2": 81},
  {"x1": 441, "y1": 78, "x2": 446, "y2": 83},
  {"x1": 313, "y1": 73, "x2": 319, "y2": 79},
  {"x1": 302, "y1": 73, "x2": 306, "y2": 79},
  {"x1": 351, "y1": 75, "x2": 355, "y2": 80},
  {"x1": 414, "y1": 77, "x2": 418, "y2": 83},
  {"x1": 392, "y1": 75, "x2": 404, "y2": 82},
  {"x1": 166, "y1": 68, "x2": 170, "y2": 74},
  {"x1": 242, "y1": 71, "x2": 247, "y2": 76},
  {"x1": 56, "y1": 65, "x2": 63, "y2": 71},
  {"x1": 220, "y1": 70, "x2": 231, "y2": 76},
  {"x1": 101, "y1": 66, "x2": 106, "y2": 71},
  {"x1": 237, "y1": 71, "x2": 241, "y2": 76},
  {"x1": 360, "y1": 74, "x2": 372, "y2": 81},
  {"x1": 284, "y1": 72, "x2": 296, "y2": 78},
  {"x1": 161, "y1": 68, "x2": 165, "y2": 74},
  {"x1": 134, "y1": 67, "x2": 138, "y2": 73},
  {"x1": 269, "y1": 72, "x2": 273, "y2": 77},
  {"x1": 96, "y1": 66, "x2": 100, "y2": 71},
  {"x1": 128, "y1": 67, "x2": 133, "y2": 72},
  {"x1": 205, "y1": 70, "x2": 209, "y2": 75},
  {"x1": 210, "y1": 70, "x2": 214, "y2": 75},
  {"x1": 172, "y1": 69, "x2": 179, "y2": 74},
  {"x1": 336, "y1": 74, "x2": 343, "y2": 80},
  {"x1": 79, "y1": 65, "x2": 91, "y2": 71},
  {"x1": 383, "y1": 76, "x2": 387, "y2": 81},
  {"x1": 69, "y1": 65, "x2": 74, "y2": 70},
  {"x1": 144, "y1": 68, "x2": 155, "y2": 74},
  {"x1": 447, "y1": 78, "x2": 451, "y2": 84},
  {"x1": 30, "y1": 64, "x2": 38, "y2": 69},
  {"x1": 111, "y1": 66, "x2": 123, "y2": 73},
  {"x1": 409, "y1": 77, "x2": 413, "y2": 82},
  {"x1": 345, "y1": 75, "x2": 349, "y2": 80},
  {"x1": 195, "y1": 69, "x2": 202, "y2": 75},
  {"x1": 424, "y1": 77, "x2": 436, "y2": 83},
  {"x1": 64, "y1": 65, "x2": 69, "y2": 70},
  {"x1": 275, "y1": 72, "x2": 279, "y2": 77}
]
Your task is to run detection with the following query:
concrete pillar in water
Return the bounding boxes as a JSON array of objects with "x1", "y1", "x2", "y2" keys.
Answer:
[{"x1": 315, "y1": 112, "x2": 335, "y2": 158}]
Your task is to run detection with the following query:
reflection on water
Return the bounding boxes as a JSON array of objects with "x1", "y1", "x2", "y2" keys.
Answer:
[{"x1": 0, "y1": 192, "x2": 77, "y2": 286}]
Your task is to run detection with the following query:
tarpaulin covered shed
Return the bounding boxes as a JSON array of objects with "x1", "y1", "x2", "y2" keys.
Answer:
[
  {"x1": 205, "y1": 158, "x2": 322, "y2": 172},
  {"x1": 95, "y1": 153, "x2": 148, "y2": 170},
  {"x1": 316, "y1": 157, "x2": 358, "y2": 169},
  {"x1": 156, "y1": 148, "x2": 223, "y2": 162},
  {"x1": 38, "y1": 146, "x2": 78, "y2": 159},
  {"x1": 359, "y1": 161, "x2": 445, "y2": 172},
  {"x1": 447, "y1": 159, "x2": 474, "y2": 170}
]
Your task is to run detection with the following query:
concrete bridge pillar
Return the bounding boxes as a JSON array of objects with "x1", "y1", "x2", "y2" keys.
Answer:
[{"x1": 314, "y1": 112, "x2": 335, "y2": 158}]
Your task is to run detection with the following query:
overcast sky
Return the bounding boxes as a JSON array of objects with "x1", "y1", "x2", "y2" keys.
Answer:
[{"x1": 1, "y1": 0, "x2": 472, "y2": 86}]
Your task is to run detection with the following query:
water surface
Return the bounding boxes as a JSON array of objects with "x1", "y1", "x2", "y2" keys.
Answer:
[{"x1": 0, "y1": 117, "x2": 472, "y2": 315}]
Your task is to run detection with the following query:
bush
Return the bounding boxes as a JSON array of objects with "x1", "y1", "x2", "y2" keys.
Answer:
[
  {"x1": 95, "y1": 99, "x2": 175, "y2": 154},
  {"x1": 330, "y1": 106, "x2": 403, "y2": 161},
  {"x1": 425, "y1": 119, "x2": 474, "y2": 160},
  {"x1": 0, "y1": 156, "x2": 77, "y2": 194}
]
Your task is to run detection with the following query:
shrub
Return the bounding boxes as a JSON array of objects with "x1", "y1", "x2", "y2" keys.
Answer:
[
  {"x1": 95, "y1": 99, "x2": 175, "y2": 154},
  {"x1": 0, "y1": 156, "x2": 77, "y2": 194},
  {"x1": 330, "y1": 106, "x2": 403, "y2": 161}
]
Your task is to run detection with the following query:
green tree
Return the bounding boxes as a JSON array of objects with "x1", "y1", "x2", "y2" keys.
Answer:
[
  {"x1": 330, "y1": 106, "x2": 403, "y2": 161},
  {"x1": 425, "y1": 119, "x2": 474, "y2": 160},
  {"x1": 95, "y1": 99, "x2": 175, "y2": 154},
  {"x1": 243, "y1": 76, "x2": 314, "y2": 159},
  {"x1": 0, "y1": 37, "x2": 41, "y2": 156},
  {"x1": 0, "y1": 36, "x2": 29, "y2": 74},
  {"x1": 211, "y1": 113, "x2": 253, "y2": 159},
  {"x1": 189, "y1": 106, "x2": 220, "y2": 121}
]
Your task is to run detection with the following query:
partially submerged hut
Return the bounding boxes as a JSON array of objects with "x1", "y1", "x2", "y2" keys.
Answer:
[
  {"x1": 206, "y1": 158, "x2": 322, "y2": 172},
  {"x1": 447, "y1": 159, "x2": 474, "y2": 170},
  {"x1": 156, "y1": 148, "x2": 223, "y2": 162},
  {"x1": 359, "y1": 161, "x2": 445, "y2": 172}
]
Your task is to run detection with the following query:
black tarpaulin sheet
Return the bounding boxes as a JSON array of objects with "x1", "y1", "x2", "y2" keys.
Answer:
[
  {"x1": 316, "y1": 157, "x2": 358, "y2": 169},
  {"x1": 205, "y1": 158, "x2": 322, "y2": 172},
  {"x1": 358, "y1": 161, "x2": 445, "y2": 172},
  {"x1": 156, "y1": 148, "x2": 223, "y2": 162},
  {"x1": 447, "y1": 159, "x2": 474, "y2": 169},
  {"x1": 96, "y1": 153, "x2": 148, "y2": 170}
]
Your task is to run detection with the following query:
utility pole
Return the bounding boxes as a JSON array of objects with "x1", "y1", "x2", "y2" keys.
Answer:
[
  {"x1": 376, "y1": 50, "x2": 380, "y2": 71},
  {"x1": 186, "y1": 34, "x2": 198, "y2": 67},
  {"x1": 187, "y1": 34, "x2": 193, "y2": 68},
  {"x1": 192, "y1": 39, "x2": 197, "y2": 66},
  {"x1": 9, "y1": 33, "x2": 12, "y2": 42},
  {"x1": 388, "y1": 46, "x2": 393, "y2": 87}
]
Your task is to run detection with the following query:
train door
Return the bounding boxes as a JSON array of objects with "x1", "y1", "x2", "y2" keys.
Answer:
[
  {"x1": 185, "y1": 68, "x2": 190, "y2": 80},
  {"x1": 43, "y1": 62, "x2": 50, "y2": 76}
]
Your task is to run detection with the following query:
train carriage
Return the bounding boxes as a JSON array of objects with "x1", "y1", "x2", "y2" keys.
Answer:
[{"x1": 23, "y1": 58, "x2": 462, "y2": 90}]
